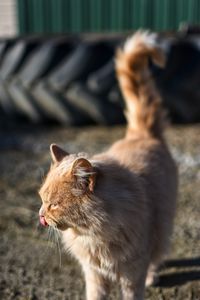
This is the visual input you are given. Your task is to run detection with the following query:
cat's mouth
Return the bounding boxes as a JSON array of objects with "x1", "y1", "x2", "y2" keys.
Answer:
[
  {"x1": 39, "y1": 214, "x2": 68, "y2": 230},
  {"x1": 39, "y1": 215, "x2": 49, "y2": 227}
]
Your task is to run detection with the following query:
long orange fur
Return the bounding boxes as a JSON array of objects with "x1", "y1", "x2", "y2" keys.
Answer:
[{"x1": 39, "y1": 31, "x2": 178, "y2": 300}]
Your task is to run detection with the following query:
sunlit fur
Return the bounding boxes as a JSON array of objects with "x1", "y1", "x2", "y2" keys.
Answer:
[{"x1": 39, "y1": 31, "x2": 177, "y2": 300}]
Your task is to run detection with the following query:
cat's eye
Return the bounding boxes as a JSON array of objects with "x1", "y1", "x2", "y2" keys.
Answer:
[{"x1": 50, "y1": 203, "x2": 58, "y2": 210}]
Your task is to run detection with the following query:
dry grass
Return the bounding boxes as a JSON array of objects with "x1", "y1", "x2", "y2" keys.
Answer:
[{"x1": 0, "y1": 124, "x2": 199, "y2": 299}]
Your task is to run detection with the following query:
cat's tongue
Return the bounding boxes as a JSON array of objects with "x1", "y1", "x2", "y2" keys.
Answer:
[{"x1": 40, "y1": 216, "x2": 48, "y2": 227}]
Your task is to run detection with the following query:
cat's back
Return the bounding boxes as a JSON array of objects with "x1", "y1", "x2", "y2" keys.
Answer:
[
  {"x1": 106, "y1": 135, "x2": 177, "y2": 206},
  {"x1": 107, "y1": 135, "x2": 173, "y2": 171}
]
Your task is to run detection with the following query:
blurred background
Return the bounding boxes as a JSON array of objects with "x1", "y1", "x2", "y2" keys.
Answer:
[
  {"x1": 0, "y1": 0, "x2": 200, "y2": 124},
  {"x1": 0, "y1": 1, "x2": 200, "y2": 300}
]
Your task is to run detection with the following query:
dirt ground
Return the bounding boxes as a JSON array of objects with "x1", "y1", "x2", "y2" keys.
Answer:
[{"x1": 0, "y1": 122, "x2": 200, "y2": 300}]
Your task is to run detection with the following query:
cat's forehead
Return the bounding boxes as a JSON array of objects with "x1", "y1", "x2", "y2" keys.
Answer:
[
  {"x1": 39, "y1": 152, "x2": 89, "y2": 195},
  {"x1": 39, "y1": 159, "x2": 71, "y2": 197},
  {"x1": 53, "y1": 152, "x2": 89, "y2": 175},
  {"x1": 57, "y1": 154, "x2": 77, "y2": 172},
  {"x1": 39, "y1": 173, "x2": 62, "y2": 197}
]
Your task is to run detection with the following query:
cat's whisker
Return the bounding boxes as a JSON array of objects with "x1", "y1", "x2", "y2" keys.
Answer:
[
  {"x1": 55, "y1": 226, "x2": 62, "y2": 237},
  {"x1": 38, "y1": 226, "x2": 52, "y2": 258},
  {"x1": 52, "y1": 225, "x2": 62, "y2": 268},
  {"x1": 47, "y1": 226, "x2": 53, "y2": 248}
]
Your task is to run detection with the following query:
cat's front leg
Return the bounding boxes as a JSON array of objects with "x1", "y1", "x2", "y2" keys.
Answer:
[
  {"x1": 120, "y1": 271, "x2": 146, "y2": 300},
  {"x1": 83, "y1": 265, "x2": 109, "y2": 300}
]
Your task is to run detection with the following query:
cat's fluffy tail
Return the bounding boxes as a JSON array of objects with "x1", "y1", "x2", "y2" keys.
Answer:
[{"x1": 116, "y1": 31, "x2": 166, "y2": 138}]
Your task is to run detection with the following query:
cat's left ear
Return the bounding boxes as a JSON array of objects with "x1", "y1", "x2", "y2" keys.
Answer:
[
  {"x1": 71, "y1": 158, "x2": 96, "y2": 195},
  {"x1": 50, "y1": 144, "x2": 68, "y2": 163}
]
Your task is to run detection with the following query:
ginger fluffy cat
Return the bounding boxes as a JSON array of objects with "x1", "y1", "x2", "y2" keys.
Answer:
[{"x1": 39, "y1": 31, "x2": 177, "y2": 300}]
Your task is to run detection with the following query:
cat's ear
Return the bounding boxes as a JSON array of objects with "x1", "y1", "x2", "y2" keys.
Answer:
[
  {"x1": 71, "y1": 158, "x2": 96, "y2": 195},
  {"x1": 50, "y1": 144, "x2": 68, "y2": 163}
]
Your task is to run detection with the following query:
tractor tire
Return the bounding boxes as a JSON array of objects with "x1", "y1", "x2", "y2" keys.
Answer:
[
  {"x1": 48, "y1": 41, "x2": 115, "y2": 91},
  {"x1": 87, "y1": 60, "x2": 116, "y2": 94},
  {"x1": 0, "y1": 33, "x2": 200, "y2": 125},
  {"x1": 66, "y1": 82, "x2": 124, "y2": 125}
]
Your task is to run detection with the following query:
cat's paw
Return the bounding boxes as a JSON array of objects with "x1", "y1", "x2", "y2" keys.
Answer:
[{"x1": 145, "y1": 267, "x2": 158, "y2": 287}]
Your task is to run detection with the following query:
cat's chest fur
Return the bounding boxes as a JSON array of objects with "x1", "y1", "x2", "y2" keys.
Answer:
[{"x1": 62, "y1": 229, "x2": 118, "y2": 279}]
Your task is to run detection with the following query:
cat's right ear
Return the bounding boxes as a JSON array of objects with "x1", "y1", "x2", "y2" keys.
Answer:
[{"x1": 50, "y1": 144, "x2": 68, "y2": 163}]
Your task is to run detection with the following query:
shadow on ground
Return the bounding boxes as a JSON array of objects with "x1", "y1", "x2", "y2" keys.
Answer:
[{"x1": 156, "y1": 257, "x2": 200, "y2": 288}]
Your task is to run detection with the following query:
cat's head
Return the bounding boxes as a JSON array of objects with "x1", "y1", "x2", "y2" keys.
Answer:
[{"x1": 38, "y1": 144, "x2": 97, "y2": 231}]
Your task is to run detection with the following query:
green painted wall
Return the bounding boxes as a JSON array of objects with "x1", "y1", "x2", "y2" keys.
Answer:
[{"x1": 17, "y1": 0, "x2": 200, "y2": 34}]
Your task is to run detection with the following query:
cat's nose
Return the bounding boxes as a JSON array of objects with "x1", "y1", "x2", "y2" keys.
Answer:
[
  {"x1": 39, "y1": 206, "x2": 48, "y2": 226},
  {"x1": 39, "y1": 205, "x2": 45, "y2": 216},
  {"x1": 39, "y1": 215, "x2": 48, "y2": 227}
]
